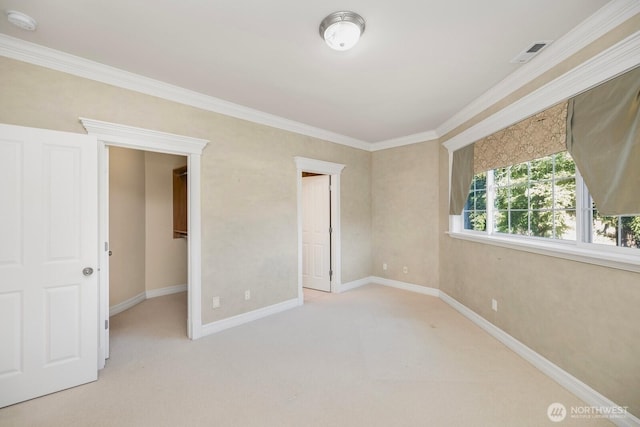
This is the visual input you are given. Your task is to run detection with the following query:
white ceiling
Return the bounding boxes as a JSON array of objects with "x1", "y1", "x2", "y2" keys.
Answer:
[{"x1": 0, "y1": 0, "x2": 611, "y2": 145}]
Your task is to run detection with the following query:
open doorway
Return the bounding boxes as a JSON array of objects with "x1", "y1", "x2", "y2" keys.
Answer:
[
  {"x1": 301, "y1": 172, "x2": 332, "y2": 293},
  {"x1": 108, "y1": 147, "x2": 188, "y2": 327},
  {"x1": 295, "y1": 157, "x2": 345, "y2": 304},
  {"x1": 81, "y1": 118, "x2": 208, "y2": 369}
]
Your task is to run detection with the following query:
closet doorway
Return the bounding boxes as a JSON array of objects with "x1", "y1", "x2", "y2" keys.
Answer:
[
  {"x1": 108, "y1": 147, "x2": 189, "y2": 328},
  {"x1": 81, "y1": 118, "x2": 208, "y2": 369}
]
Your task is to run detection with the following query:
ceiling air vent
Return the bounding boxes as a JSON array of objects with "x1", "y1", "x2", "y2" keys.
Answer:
[{"x1": 510, "y1": 40, "x2": 553, "y2": 64}]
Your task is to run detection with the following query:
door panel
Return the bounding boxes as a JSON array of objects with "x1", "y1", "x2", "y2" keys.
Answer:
[
  {"x1": 44, "y1": 146, "x2": 82, "y2": 261},
  {"x1": 0, "y1": 292, "x2": 22, "y2": 377},
  {"x1": 302, "y1": 175, "x2": 331, "y2": 292},
  {"x1": 0, "y1": 124, "x2": 98, "y2": 408},
  {"x1": 45, "y1": 284, "x2": 81, "y2": 364},
  {"x1": 0, "y1": 140, "x2": 22, "y2": 266}
]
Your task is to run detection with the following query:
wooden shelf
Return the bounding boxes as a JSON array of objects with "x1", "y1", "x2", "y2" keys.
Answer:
[{"x1": 173, "y1": 166, "x2": 187, "y2": 239}]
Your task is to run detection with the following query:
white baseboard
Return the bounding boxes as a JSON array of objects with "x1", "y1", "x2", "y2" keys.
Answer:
[
  {"x1": 109, "y1": 292, "x2": 146, "y2": 317},
  {"x1": 146, "y1": 283, "x2": 187, "y2": 299},
  {"x1": 337, "y1": 276, "x2": 373, "y2": 293},
  {"x1": 361, "y1": 280, "x2": 637, "y2": 425},
  {"x1": 200, "y1": 298, "x2": 301, "y2": 338},
  {"x1": 109, "y1": 283, "x2": 187, "y2": 317},
  {"x1": 439, "y1": 291, "x2": 639, "y2": 427},
  {"x1": 370, "y1": 276, "x2": 440, "y2": 297}
]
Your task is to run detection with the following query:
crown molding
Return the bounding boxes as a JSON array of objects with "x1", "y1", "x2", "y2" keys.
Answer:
[
  {"x1": 80, "y1": 117, "x2": 209, "y2": 155},
  {"x1": 1, "y1": 0, "x2": 637, "y2": 153},
  {"x1": 0, "y1": 34, "x2": 370, "y2": 151},
  {"x1": 436, "y1": 0, "x2": 640, "y2": 140},
  {"x1": 368, "y1": 130, "x2": 439, "y2": 152},
  {"x1": 443, "y1": 30, "x2": 640, "y2": 152},
  {"x1": 294, "y1": 156, "x2": 346, "y2": 175}
]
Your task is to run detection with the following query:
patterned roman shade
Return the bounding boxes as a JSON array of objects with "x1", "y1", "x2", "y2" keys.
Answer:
[{"x1": 473, "y1": 102, "x2": 568, "y2": 173}]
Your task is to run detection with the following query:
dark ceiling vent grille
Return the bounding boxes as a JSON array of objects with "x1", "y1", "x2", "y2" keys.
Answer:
[{"x1": 510, "y1": 40, "x2": 553, "y2": 64}]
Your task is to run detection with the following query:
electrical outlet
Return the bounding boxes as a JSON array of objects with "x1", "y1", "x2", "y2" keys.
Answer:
[
  {"x1": 244, "y1": 290, "x2": 251, "y2": 301},
  {"x1": 382, "y1": 263, "x2": 388, "y2": 271},
  {"x1": 403, "y1": 266, "x2": 408, "y2": 274},
  {"x1": 212, "y1": 296, "x2": 221, "y2": 309},
  {"x1": 491, "y1": 299, "x2": 498, "y2": 312}
]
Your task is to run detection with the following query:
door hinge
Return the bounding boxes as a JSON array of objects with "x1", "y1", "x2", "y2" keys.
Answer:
[
  {"x1": 329, "y1": 270, "x2": 333, "y2": 281},
  {"x1": 104, "y1": 241, "x2": 109, "y2": 252},
  {"x1": 105, "y1": 319, "x2": 109, "y2": 330},
  {"x1": 329, "y1": 226, "x2": 333, "y2": 235}
]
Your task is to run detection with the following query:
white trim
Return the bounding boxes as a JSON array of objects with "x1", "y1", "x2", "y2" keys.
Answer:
[
  {"x1": 187, "y1": 153, "x2": 204, "y2": 339},
  {"x1": 369, "y1": 130, "x2": 439, "y2": 152},
  {"x1": 337, "y1": 277, "x2": 372, "y2": 293},
  {"x1": 109, "y1": 292, "x2": 146, "y2": 317},
  {"x1": 108, "y1": 284, "x2": 188, "y2": 317},
  {"x1": 97, "y1": 139, "x2": 110, "y2": 369},
  {"x1": 80, "y1": 118, "x2": 208, "y2": 155},
  {"x1": 444, "y1": 29, "x2": 640, "y2": 152},
  {"x1": 83, "y1": 118, "x2": 208, "y2": 344},
  {"x1": 294, "y1": 156, "x2": 346, "y2": 175},
  {"x1": 0, "y1": 34, "x2": 368, "y2": 151},
  {"x1": 294, "y1": 157, "x2": 346, "y2": 303},
  {"x1": 200, "y1": 298, "x2": 301, "y2": 337},
  {"x1": 371, "y1": 277, "x2": 440, "y2": 297},
  {"x1": 2, "y1": 1, "x2": 636, "y2": 152},
  {"x1": 448, "y1": 231, "x2": 640, "y2": 274},
  {"x1": 145, "y1": 284, "x2": 188, "y2": 299},
  {"x1": 439, "y1": 292, "x2": 640, "y2": 427},
  {"x1": 437, "y1": 0, "x2": 640, "y2": 141},
  {"x1": 367, "y1": 281, "x2": 639, "y2": 426}
]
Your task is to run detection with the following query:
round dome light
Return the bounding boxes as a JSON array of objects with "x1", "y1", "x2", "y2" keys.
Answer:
[
  {"x1": 6, "y1": 10, "x2": 37, "y2": 31},
  {"x1": 319, "y1": 11, "x2": 365, "y2": 51}
]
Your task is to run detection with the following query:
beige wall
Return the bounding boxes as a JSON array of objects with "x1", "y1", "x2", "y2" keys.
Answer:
[
  {"x1": 200, "y1": 125, "x2": 371, "y2": 322},
  {"x1": 108, "y1": 148, "x2": 188, "y2": 305},
  {"x1": 372, "y1": 141, "x2": 439, "y2": 287},
  {"x1": 0, "y1": 56, "x2": 371, "y2": 324},
  {"x1": 438, "y1": 212, "x2": 640, "y2": 416},
  {"x1": 2, "y1": 15, "x2": 638, "y2": 415},
  {"x1": 436, "y1": 16, "x2": 640, "y2": 416},
  {"x1": 144, "y1": 151, "x2": 188, "y2": 292},
  {"x1": 109, "y1": 147, "x2": 146, "y2": 305}
]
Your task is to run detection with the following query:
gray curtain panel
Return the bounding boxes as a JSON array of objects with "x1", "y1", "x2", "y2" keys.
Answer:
[
  {"x1": 449, "y1": 144, "x2": 475, "y2": 215},
  {"x1": 566, "y1": 66, "x2": 640, "y2": 216}
]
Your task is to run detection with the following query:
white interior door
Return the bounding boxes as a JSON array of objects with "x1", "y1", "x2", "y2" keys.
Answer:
[
  {"x1": 0, "y1": 124, "x2": 98, "y2": 408},
  {"x1": 302, "y1": 175, "x2": 331, "y2": 292}
]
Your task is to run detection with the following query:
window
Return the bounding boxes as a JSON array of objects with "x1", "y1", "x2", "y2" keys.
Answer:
[
  {"x1": 461, "y1": 151, "x2": 640, "y2": 252},
  {"x1": 586, "y1": 204, "x2": 640, "y2": 249},
  {"x1": 463, "y1": 172, "x2": 487, "y2": 232}
]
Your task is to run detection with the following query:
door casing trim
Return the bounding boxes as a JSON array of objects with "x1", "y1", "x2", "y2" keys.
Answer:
[
  {"x1": 81, "y1": 118, "x2": 209, "y2": 369},
  {"x1": 294, "y1": 157, "x2": 345, "y2": 303}
]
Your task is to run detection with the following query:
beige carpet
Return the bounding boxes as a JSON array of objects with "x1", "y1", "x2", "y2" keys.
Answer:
[{"x1": 0, "y1": 284, "x2": 612, "y2": 426}]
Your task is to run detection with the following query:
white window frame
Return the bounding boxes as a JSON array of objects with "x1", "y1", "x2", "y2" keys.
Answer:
[
  {"x1": 450, "y1": 164, "x2": 640, "y2": 273},
  {"x1": 445, "y1": 27, "x2": 640, "y2": 274}
]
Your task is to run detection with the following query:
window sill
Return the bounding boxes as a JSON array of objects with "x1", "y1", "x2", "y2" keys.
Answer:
[{"x1": 447, "y1": 231, "x2": 640, "y2": 274}]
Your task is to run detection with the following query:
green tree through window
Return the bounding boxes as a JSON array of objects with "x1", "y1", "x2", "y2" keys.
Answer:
[
  {"x1": 493, "y1": 151, "x2": 576, "y2": 239},
  {"x1": 463, "y1": 151, "x2": 640, "y2": 249}
]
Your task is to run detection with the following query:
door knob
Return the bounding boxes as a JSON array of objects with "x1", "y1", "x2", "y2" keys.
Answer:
[{"x1": 82, "y1": 267, "x2": 94, "y2": 276}]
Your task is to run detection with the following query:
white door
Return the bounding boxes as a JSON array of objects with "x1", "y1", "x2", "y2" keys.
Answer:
[
  {"x1": 0, "y1": 124, "x2": 98, "y2": 408},
  {"x1": 302, "y1": 175, "x2": 331, "y2": 292}
]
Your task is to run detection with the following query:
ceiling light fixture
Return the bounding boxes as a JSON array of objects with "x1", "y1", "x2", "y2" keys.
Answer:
[
  {"x1": 319, "y1": 11, "x2": 365, "y2": 51},
  {"x1": 6, "y1": 10, "x2": 37, "y2": 31}
]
